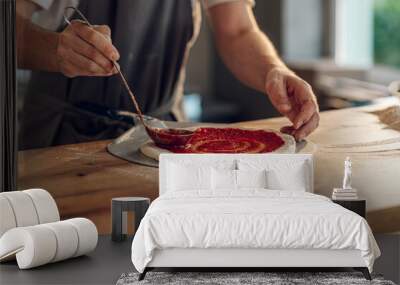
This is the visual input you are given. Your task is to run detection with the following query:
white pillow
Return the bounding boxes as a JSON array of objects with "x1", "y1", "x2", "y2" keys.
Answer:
[
  {"x1": 237, "y1": 157, "x2": 311, "y2": 192},
  {"x1": 166, "y1": 159, "x2": 237, "y2": 193},
  {"x1": 167, "y1": 163, "x2": 211, "y2": 191},
  {"x1": 211, "y1": 169, "x2": 268, "y2": 190},
  {"x1": 211, "y1": 168, "x2": 237, "y2": 190},
  {"x1": 266, "y1": 161, "x2": 308, "y2": 191},
  {"x1": 236, "y1": 169, "x2": 267, "y2": 189}
]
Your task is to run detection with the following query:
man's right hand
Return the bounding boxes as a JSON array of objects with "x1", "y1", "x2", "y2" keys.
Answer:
[{"x1": 56, "y1": 20, "x2": 120, "y2": 78}]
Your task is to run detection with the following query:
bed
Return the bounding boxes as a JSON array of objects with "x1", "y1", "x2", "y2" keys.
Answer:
[{"x1": 131, "y1": 154, "x2": 380, "y2": 281}]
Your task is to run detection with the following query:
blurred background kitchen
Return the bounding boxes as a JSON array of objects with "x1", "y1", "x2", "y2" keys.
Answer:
[
  {"x1": 16, "y1": 0, "x2": 400, "y2": 146},
  {"x1": 183, "y1": 0, "x2": 400, "y2": 122},
  {"x1": 10, "y1": 3, "x2": 399, "y2": 281}
]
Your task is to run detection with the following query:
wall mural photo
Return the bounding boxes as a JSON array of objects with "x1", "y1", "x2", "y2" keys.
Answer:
[{"x1": 1, "y1": 0, "x2": 399, "y2": 284}]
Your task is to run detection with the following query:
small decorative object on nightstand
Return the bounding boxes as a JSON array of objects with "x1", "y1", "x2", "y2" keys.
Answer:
[
  {"x1": 332, "y1": 199, "x2": 366, "y2": 218},
  {"x1": 332, "y1": 157, "x2": 366, "y2": 217},
  {"x1": 111, "y1": 197, "x2": 150, "y2": 242},
  {"x1": 332, "y1": 157, "x2": 359, "y2": 200}
]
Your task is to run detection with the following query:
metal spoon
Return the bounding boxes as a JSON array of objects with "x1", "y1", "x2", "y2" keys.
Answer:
[{"x1": 63, "y1": 7, "x2": 194, "y2": 147}]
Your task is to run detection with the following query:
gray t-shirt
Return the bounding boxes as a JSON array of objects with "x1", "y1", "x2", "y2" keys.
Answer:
[{"x1": 30, "y1": 0, "x2": 255, "y2": 31}]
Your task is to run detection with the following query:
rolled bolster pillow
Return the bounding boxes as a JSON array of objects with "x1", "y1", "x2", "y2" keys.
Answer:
[
  {"x1": 0, "y1": 218, "x2": 98, "y2": 269},
  {"x1": 0, "y1": 196, "x2": 17, "y2": 237},
  {"x1": 0, "y1": 226, "x2": 57, "y2": 269},
  {"x1": 66, "y1": 218, "x2": 98, "y2": 257},
  {"x1": 0, "y1": 191, "x2": 39, "y2": 228},
  {"x1": 0, "y1": 189, "x2": 59, "y2": 236},
  {"x1": 23, "y1": 189, "x2": 60, "y2": 224},
  {"x1": 42, "y1": 221, "x2": 79, "y2": 263}
]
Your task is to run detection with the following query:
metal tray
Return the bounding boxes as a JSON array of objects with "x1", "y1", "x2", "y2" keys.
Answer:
[{"x1": 107, "y1": 122, "x2": 209, "y2": 168}]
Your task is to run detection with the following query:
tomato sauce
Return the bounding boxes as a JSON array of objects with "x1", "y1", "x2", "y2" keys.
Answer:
[{"x1": 161, "y1": 127, "x2": 285, "y2": 153}]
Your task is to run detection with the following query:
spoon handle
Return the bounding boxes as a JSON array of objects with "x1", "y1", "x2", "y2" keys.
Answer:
[{"x1": 112, "y1": 62, "x2": 147, "y2": 127}]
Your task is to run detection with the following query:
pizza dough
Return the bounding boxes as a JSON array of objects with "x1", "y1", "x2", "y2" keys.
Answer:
[
  {"x1": 140, "y1": 127, "x2": 296, "y2": 161},
  {"x1": 370, "y1": 105, "x2": 400, "y2": 132}
]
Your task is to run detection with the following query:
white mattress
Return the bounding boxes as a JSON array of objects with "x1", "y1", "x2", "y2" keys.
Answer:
[{"x1": 131, "y1": 190, "x2": 380, "y2": 273}]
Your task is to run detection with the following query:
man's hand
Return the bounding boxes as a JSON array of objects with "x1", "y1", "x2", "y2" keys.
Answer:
[
  {"x1": 208, "y1": 2, "x2": 320, "y2": 140},
  {"x1": 265, "y1": 67, "x2": 319, "y2": 141},
  {"x1": 56, "y1": 20, "x2": 120, "y2": 78}
]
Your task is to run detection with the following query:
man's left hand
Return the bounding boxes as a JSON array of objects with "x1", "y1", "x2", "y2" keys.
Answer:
[{"x1": 265, "y1": 67, "x2": 319, "y2": 141}]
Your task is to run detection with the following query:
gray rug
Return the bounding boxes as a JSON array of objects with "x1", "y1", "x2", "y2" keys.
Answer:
[{"x1": 116, "y1": 272, "x2": 395, "y2": 285}]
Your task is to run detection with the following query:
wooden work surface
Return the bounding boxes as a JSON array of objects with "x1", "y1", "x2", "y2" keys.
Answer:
[{"x1": 18, "y1": 102, "x2": 400, "y2": 234}]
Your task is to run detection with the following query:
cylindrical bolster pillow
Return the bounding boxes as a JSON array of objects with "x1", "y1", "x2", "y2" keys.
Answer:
[
  {"x1": 23, "y1": 189, "x2": 60, "y2": 224},
  {"x1": 0, "y1": 226, "x2": 57, "y2": 268},
  {"x1": 66, "y1": 218, "x2": 98, "y2": 257},
  {"x1": 0, "y1": 218, "x2": 98, "y2": 269},
  {"x1": 42, "y1": 221, "x2": 79, "y2": 263},
  {"x1": 0, "y1": 189, "x2": 60, "y2": 238},
  {"x1": 0, "y1": 192, "x2": 39, "y2": 227},
  {"x1": 0, "y1": 196, "x2": 17, "y2": 237}
]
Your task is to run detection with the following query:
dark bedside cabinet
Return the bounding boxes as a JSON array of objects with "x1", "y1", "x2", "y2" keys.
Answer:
[{"x1": 332, "y1": 199, "x2": 366, "y2": 218}]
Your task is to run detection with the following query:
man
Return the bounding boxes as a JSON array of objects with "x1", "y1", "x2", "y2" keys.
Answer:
[{"x1": 16, "y1": 0, "x2": 319, "y2": 149}]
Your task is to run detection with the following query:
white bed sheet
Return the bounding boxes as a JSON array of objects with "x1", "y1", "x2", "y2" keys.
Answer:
[{"x1": 131, "y1": 190, "x2": 380, "y2": 273}]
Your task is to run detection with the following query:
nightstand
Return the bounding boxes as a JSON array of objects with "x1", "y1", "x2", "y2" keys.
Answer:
[
  {"x1": 332, "y1": 199, "x2": 366, "y2": 218},
  {"x1": 111, "y1": 197, "x2": 150, "y2": 242}
]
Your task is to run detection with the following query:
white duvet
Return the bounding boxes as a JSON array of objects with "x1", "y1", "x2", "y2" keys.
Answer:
[{"x1": 131, "y1": 190, "x2": 380, "y2": 273}]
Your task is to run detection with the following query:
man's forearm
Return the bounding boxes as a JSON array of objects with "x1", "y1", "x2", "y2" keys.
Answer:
[
  {"x1": 17, "y1": 13, "x2": 59, "y2": 72},
  {"x1": 215, "y1": 27, "x2": 288, "y2": 94},
  {"x1": 209, "y1": 2, "x2": 319, "y2": 139}
]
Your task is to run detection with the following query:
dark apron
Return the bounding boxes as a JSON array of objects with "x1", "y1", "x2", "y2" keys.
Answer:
[{"x1": 19, "y1": 0, "x2": 193, "y2": 150}]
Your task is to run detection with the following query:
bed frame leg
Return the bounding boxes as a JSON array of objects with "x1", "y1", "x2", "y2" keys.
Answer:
[
  {"x1": 354, "y1": 267, "x2": 371, "y2": 280},
  {"x1": 138, "y1": 268, "x2": 148, "y2": 281}
]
